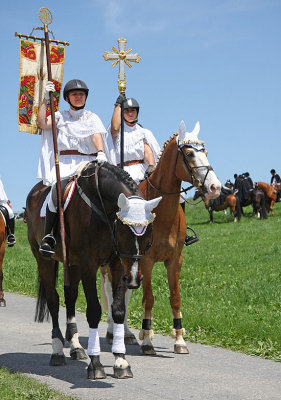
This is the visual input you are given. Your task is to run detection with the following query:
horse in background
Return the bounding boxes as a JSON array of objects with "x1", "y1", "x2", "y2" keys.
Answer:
[
  {"x1": 102, "y1": 120, "x2": 221, "y2": 356},
  {"x1": 227, "y1": 177, "x2": 267, "y2": 219},
  {"x1": 255, "y1": 182, "x2": 277, "y2": 215},
  {"x1": 0, "y1": 212, "x2": 6, "y2": 306},
  {"x1": 194, "y1": 184, "x2": 241, "y2": 223},
  {"x1": 26, "y1": 162, "x2": 161, "y2": 380}
]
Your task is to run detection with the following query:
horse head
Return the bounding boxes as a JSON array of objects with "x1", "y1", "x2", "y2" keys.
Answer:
[
  {"x1": 116, "y1": 193, "x2": 162, "y2": 289},
  {"x1": 176, "y1": 120, "x2": 221, "y2": 199}
]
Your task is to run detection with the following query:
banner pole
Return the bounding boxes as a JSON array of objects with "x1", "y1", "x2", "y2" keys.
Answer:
[{"x1": 39, "y1": 8, "x2": 70, "y2": 287}]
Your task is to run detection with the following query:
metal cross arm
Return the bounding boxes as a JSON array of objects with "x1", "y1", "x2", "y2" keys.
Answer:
[{"x1": 103, "y1": 37, "x2": 141, "y2": 94}]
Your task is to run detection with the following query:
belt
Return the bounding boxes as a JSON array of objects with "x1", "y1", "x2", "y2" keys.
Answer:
[
  {"x1": 59, "y1": 150, "x2": 97, "y2": 156},
  {"x1": 117, "y1": 159, "x2": 144, "y2": 167}
]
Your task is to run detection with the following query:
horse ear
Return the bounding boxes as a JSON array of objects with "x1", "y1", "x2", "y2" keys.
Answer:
[
  {"x1": 191, "y1": 121, "x2": 200, "y2": 138},
  {"x1": 118, "y1": 193, "x2": 129, "y2": 211},
  {"x1": 145, "y1": 196, "x2": 162, "y2": 212},
  {"x1": 178, "y1": 120, "x2": 186, "y2": 142}
]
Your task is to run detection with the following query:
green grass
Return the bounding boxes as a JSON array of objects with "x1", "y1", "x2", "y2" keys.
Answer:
[
  {"x1": 0, "y1": 367, "x2": 75, "y2": 400},
  {"x1": 2, "y1": 202, "x2": 281, "y2": 364}
]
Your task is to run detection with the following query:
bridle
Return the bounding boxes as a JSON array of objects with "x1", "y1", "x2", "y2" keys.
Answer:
[
  {"x1": 75, "y1": 163, "x2": 153, "y2": 264},
  {"x1": 146, "y1": 142, "x2": 213, "y2": 196}
]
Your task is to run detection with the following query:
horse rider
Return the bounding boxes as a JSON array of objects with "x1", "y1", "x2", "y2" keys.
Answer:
[
  {"x1": 243, "y1": 172, "x2": 254, "y2": 189},
  {"x1": 108, "y1": 94, "x2": 198, "y2": 246},
  {"x1": 37, "y1": 79, "x2": 113, "y2": 258},
  {"x1": 270, "y1": 169, "x2": 281, "y2": 201},
  {"x1": 109, "y1": 94, "x2": 159, "y2": 183},
  {"x1": 0, "y1": 178, "x2": 16, "y2": 246}
]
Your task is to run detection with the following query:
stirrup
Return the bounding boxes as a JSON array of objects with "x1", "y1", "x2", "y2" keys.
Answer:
[
  {"x1": 184, "y1": 226, "x2": 199, "y2": 246},
  {"x1": 7, "y1": 234, "x2": 16, "y2": 247},
  {"x1": 39, "y1": 234, "x2": 56, "y2": 258}
]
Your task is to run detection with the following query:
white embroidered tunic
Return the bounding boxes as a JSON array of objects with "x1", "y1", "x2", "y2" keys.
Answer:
[
  {"x1": 37, "y1": 109, "x2": 116, "y2": 186},
  {"x1": 109, "y1": 123, "x2": 160, "y2": 184}
]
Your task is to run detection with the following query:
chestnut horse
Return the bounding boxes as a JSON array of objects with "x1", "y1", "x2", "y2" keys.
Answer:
[
  {"x1": 102, "y1": 121, "x2": 221, "y2": 354},
  {"x1": 255, "y1": 182, "x2": 277, "y2": 215},
  {"x1": 26, "y1": 162, "x2": 161, "y2": 380},
  {"x1": 0, "y1": 211, "x2": 6, "y2": 306},
  {"x1": 193, "y1": 188, "x2": 241, "y2": 223}
]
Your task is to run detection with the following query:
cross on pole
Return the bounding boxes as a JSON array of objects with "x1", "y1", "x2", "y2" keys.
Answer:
[{"x1": 103, "y1": 37, "x2": 141, "y2": 94}]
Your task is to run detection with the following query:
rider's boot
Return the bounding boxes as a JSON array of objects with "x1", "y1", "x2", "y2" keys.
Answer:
[
  {"x1": 184, "y1": 226, "x2": 199, "y2": 246},
  {"x1": 39, "y1": 206, "x2": 57, "y2": 258},
  {"x1": 7, "y1": 217, "x2": 16, "y2": 247}
]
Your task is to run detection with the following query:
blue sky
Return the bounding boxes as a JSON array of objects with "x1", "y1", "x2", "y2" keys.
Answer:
[{"x1": 1, "y1": 0, "x2": 281, "y2": 211}]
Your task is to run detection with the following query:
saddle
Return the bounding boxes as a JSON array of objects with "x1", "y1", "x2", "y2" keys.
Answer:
[{"x1": 0, "y1": 205, "x2": 8, "y2": 233}]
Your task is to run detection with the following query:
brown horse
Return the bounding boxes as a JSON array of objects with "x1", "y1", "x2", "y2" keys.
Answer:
[
  {"x1": 0, "y1": 211, "x2": 6, "y2": 307},
  {"x1": 26, "y1": 162, "x2": 161, "y2": 380},
  {"x1": 102, "y1": 121, "x2": 221, "y2": 354},
  {"x1": 255, "y1": 182, "x2": 277, "y2": 215},
  {"x1": 193, "y1": 188, "x2": 241, "y2": 223}
]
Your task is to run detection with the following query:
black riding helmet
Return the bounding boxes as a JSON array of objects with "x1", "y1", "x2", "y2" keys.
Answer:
[
  {"x1": 63, "y1": 79, "x2": 89, "y2": 110},
  {"x1": 123, "y1": 97, "x2": 139, "y2": 124}
]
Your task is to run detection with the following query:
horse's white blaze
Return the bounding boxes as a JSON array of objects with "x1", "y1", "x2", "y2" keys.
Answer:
[
  {"x1": 52, "y1": 338, "x2": 64, "y2": 355},
  {"x1": 112, "y1": 323, "x2": 126, "y2": 354},
  {"x1": 87, "y1": 328, "x2": 100, "y2": 356},
  {"x1": 129, "y1": 238, "x2": 140, "y2": 286},
  {"x1": 195, "y1": 151, "x2": 221, "y2": 200}
]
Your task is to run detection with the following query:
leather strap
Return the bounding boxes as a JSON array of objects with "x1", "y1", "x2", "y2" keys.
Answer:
[
  {"x1": 117, "y1": 159, "x2": 144, "y2": 167},
  {"x1": 60, "y1": 150, "x2": 97, "y2": 156}
]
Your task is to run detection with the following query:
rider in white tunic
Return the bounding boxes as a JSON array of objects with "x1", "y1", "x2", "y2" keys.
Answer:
[
  {"x1": 37, "y1": 79, "x2": 114, "y2": 258},
  {"x1": 0, "y1": 178, "x2": 16, "y2": 246},
  {"x1": 109, "y1": 95, "x2": 160, "y2": 184}
]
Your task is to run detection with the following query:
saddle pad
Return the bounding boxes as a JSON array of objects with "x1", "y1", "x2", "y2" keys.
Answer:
[{"x1": 40, "y1": 181, "x2": 76, "y2": 218}]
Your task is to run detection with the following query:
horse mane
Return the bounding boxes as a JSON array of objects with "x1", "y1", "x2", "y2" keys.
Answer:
[
  {"x1": 83, "y1": 161, "x2": 138, "y2": 195},
  {"x1": 155, "y1": 132, "x2": 178, "y2": 167}
]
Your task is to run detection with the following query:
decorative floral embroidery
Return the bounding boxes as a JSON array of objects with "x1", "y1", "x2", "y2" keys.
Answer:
[
  {"x1": 18, "y1": 76, "x2": 35, "y2": 124},
  {"x1": 50, "y1": 46, "x2": 64, "y2": 64},
  {"x1": 20, "y1": 41, "x2": 36, "y2": 61}
]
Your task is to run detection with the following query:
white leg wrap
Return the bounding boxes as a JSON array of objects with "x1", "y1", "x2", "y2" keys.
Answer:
[
  {"x1": 52, "y1": 337, "x2": 64, "y2": 355},
  {"x1": 112, "y1": 323, "x2": 125, "y2": 354},
  {"x1": 87, "y1": 328, "x2": 100, "y2": 356}
]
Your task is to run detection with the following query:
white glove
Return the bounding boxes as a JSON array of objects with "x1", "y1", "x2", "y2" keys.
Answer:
[
  {"x1": 44, "y1": 81, "x2": 55, "y2": 100},
  {"x1": 96, "y1": 150, "x2": 107, "y2": 164}
]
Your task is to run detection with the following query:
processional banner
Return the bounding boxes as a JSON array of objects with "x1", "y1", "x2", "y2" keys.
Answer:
[{"x1": 17, "y1": 39, "x2": 65, "y2": 134}]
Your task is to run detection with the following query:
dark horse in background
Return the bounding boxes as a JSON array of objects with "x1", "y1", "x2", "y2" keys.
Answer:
[
  {"x1": 26, "y1": 162, "x2": 161, "y2": 380},
  {"x1": 226, "y1": 177, "x2": 267, "y2": 219},
  {"x1": 255, "y1": 182, "x2": 276, "y2": 215},
  {"x1": 193, "y1": 185, "x2": 241, "y2": 223},
  {"x1": 101, "y1": 120, "x2": 221, "y2": 355}
]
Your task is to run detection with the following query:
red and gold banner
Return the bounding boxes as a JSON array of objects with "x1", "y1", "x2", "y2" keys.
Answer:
[{"x1": 18, "y1": 39, "x2": 65, "y2": 134}]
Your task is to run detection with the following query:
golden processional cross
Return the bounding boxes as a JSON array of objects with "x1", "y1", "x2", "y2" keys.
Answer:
[
  {"x1": 103, "y1": 38, "x2": 141, "y2": 94},
  {"x1": 103, "y1": 38, "x2": 141, "y2": 169}
]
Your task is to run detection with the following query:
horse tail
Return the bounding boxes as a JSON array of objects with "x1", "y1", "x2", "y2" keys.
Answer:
[
  {"x1": 235, "y1": 198, "x2": 242, "y2": 220},
  {"x1": 34, "y1": 261, "x2": 59, "y2": 322},
  {"x1": 260, "y1": 192, "x2": 268, "y2": 219}
]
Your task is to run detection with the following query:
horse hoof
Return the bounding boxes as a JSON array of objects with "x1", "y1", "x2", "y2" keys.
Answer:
[
  {"x1": 87, "y1": 367, "x2": 106, "y2": 380},
  {"x1": 0, "y1": 299, "x2": 6, "y2": 307},
  {"x1": 113, "y1": 366, "x2": 133, "y2": 379},
  {"x1": 174, "y1": 344, "x2": 189, "y2": 354},
  {"x1": 141, "y1": 345, "x2": 156, "y2": 355},
  {"x1": 49, "y1": 354, "x2": 66, "y2": 366},
  {"x1": 70, "y1": 347, "x2": 88, "y2": 360},
  {"x1": 106, "y1": 332, "x2": 113, "y2": 344},
  {"x1": 124, "y1": 334, "x2": 139, "y2": 345}
]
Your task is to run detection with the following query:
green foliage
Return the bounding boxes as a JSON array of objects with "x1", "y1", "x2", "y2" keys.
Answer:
[
  {"x1": 3, "y1": 203, "x2": 281, "y2": 362},
  {"x1": 0, "y1": 368, "x2": 75, "y2": 399}
]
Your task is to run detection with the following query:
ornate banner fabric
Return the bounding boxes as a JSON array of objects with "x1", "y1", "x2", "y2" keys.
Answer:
[{"x1": 18, "y1": 39, "x2": 65, "y2": 134}]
